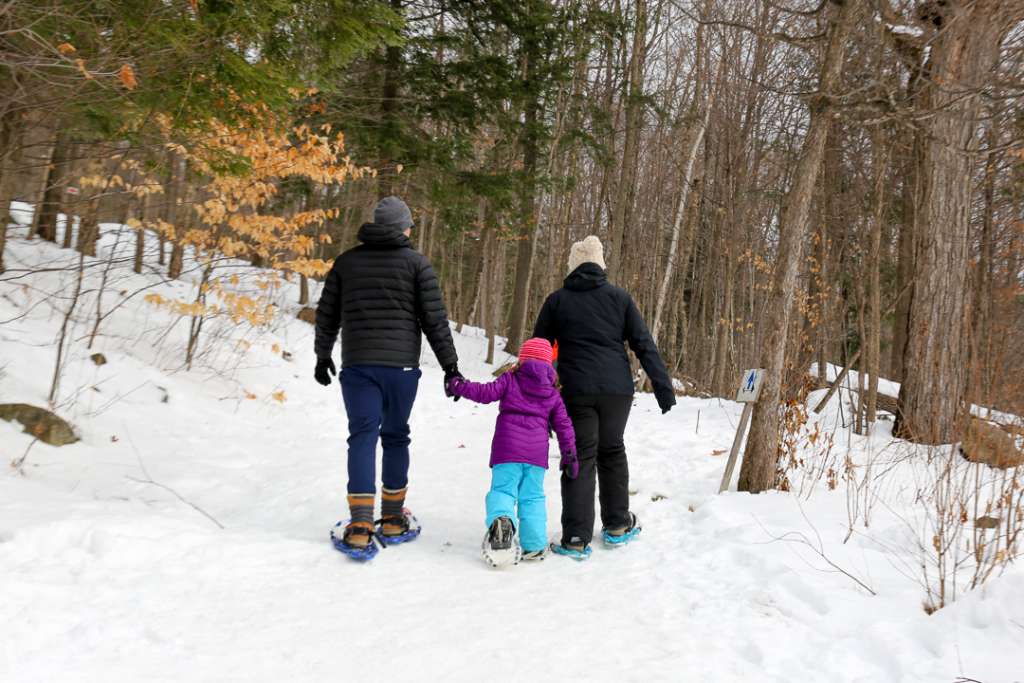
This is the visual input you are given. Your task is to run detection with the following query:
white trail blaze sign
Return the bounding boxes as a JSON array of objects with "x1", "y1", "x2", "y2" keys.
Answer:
[
  {"x1": 735, "y1": 369, "x2": 763, "y2": 403},
  {"x1": 719, "y1": 369, "x2": 766, "y2": 493}
]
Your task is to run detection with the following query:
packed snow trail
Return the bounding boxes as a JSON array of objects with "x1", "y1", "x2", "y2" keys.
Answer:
[{"x1": 1, "y1": 222, "x2": 1022, "y2": 682}]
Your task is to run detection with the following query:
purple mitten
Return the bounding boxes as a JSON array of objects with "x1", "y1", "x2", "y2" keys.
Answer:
[{"x1": 560, "y1": 452, "x2": 579, "y2": 480}]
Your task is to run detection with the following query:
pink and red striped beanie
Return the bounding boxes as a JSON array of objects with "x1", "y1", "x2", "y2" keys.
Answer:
[{"x1": 518, "y1": 337, "x2": 553, "y2": 366}]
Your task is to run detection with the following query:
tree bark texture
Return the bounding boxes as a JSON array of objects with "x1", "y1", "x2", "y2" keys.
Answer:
[
  {"x1": 32, "y1": 131, "x2": 71, "y2": 243},
  {"x1": 606, "y1": 0, "x2": 647, "y2": 283},
  {"x1": 738, "y1": 0, "x2": 863, "y2": 493},
  {"x1": 865, "y1": 130, "x2": 889, "y2": 424},
  {"x1": 0, "y1": 111, "x2": 21, "y2": 274},
  {"x1": 895, "y1": 0, "x2": 1022, "y2": 444},
  {"x1": 503, "y1": 3, "x2": 543, "y2": 355}
]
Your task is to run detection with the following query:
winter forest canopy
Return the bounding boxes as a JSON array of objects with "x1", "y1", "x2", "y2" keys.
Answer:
[{"x1": 2, "y1": 0, "x2": 1024, "y2": 645}]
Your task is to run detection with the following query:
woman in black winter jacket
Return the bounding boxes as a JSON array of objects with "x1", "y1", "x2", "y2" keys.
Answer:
[{"x1": 532, "y1": 235, "x2": 675, "y2": 559}]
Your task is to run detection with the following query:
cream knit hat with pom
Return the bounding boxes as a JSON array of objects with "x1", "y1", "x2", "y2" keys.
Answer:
[{"x1": 567, "y1": 235, "x2": 606, "y2": 273}]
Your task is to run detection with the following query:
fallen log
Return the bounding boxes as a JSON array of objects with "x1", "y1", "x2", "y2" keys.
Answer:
[{"x1": 813, "y1": 373, "x2": 899, "y2": 416}]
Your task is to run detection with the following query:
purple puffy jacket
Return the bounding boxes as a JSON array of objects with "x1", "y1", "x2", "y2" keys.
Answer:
[{"x1": 448, "y1": 360, "x2": 576, "y2": 469}]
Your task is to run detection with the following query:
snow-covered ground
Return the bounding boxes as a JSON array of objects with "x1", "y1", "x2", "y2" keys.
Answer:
[{"x1": 1, "y1": 215, "x2": 1022, "y2": 682}]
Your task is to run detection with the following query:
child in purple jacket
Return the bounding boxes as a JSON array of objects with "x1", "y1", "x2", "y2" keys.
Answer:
[{"x1": 447, "y1": 338, "x2": 577, "y2": 566}]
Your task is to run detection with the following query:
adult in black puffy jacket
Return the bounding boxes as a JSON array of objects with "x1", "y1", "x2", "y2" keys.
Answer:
[
  {"x1": 533, "y1": 235, "x2": 675, "y2": 557},
  {"x1": 314, "y1": 196, "x2": 461, "y2": 553}
]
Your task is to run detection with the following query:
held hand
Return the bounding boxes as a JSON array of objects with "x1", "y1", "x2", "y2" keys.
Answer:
[
  {"x1": 560, "y1": 452, "x2": 579, "y2": 480},
  {"x1": 445, "y1": 376, "x2": 463, "y2": 396},
  {"x1": 314, "y1": 357, "x2": 336, "y2": 386},
  {"x1": 443, "y1": 364, "x2": 464, "y2": 401}
]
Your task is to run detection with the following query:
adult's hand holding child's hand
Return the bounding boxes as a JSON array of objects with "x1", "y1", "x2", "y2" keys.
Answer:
[{"x1": 443, "y1": 365, "x2": 464, "y2": 401}]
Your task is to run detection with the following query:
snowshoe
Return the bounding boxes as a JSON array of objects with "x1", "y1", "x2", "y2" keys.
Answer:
[
  {"x1": 550, "y1": 538, "x2": 592, "y2": 561},
  {"x1": 330, "y1": 520, "x2": 380, "y2": 562},
  {"x1": 377, "y1": 508, "x2": 422, "y2": 546},
  {"x1": 602, "y1": 512, "x2": 641, "y2": 548},
  {"x1": 520, "y1": 546, "x2": 549, "y2": 562},
  {"x1": 482, "y1": 516, "x2": 520, "y2": 568}
]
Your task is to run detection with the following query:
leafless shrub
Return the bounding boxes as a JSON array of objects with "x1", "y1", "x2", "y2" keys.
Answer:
[{"x1": 915, "y1": 445, "x2": 1022, "y2": 613}]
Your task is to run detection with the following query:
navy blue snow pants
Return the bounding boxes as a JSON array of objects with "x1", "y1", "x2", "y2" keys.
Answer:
[{"x1": 340, "y1": 365, "x2": 421, "y2": 495}]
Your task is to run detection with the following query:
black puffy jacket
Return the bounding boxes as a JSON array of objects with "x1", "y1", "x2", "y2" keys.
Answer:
[
  {"x1": 533, "y1": 263, "x2": 675, "y2": 408},
  {"x1": 314, "y1": 223, "x2": 458, "y2": 369}
]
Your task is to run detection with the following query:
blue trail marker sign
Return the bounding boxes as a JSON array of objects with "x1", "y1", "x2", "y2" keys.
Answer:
[
  {"x1": 735, "y1": 368, "x2": 764, "y2": 403},
  {"x1": 719, "y1": 369, "x2": 766, "y2": 493}
]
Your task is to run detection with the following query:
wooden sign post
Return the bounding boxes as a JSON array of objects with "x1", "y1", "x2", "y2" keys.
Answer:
[{"x1": 718, "y1": 369, "x2": 765, "y2": 493}]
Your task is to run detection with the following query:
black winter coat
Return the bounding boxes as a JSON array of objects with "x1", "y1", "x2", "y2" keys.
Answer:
[
  {"x1": 314, "y1": 223, "x2": 458, "y2": 369},
  {"x1": 533, "y1": 263, "x2": 676, "y2": 409}
]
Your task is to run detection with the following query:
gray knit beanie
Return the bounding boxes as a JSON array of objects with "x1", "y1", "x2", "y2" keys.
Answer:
[{"x1": 374, "y1": 196, "x2": 414, "y2": 231}]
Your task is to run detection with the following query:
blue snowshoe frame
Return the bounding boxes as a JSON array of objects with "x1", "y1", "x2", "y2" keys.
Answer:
[
  {"x1": 550, "y1": 542, "x2": 592, "y2": 561},
  {"x1": 330, "y1": 520, "x2": 380, "y2": 562},
  {"x1": 602, "y1": 514, "x2": 642, "y2": 547},
  {"x1": 602, "y1": 525, "x2": 641, "y2": 547},
  {"x1": 377, "y1": 510, "x2": 422, "y2": 546}
]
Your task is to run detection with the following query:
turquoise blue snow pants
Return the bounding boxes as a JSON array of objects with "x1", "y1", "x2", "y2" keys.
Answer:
[{"x1": 485, "y1": 463, "x2": 547, "y2": 552}]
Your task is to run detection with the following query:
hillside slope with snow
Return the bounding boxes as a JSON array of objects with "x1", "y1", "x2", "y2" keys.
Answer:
[{"x1": 1, "y1": 220, "x2": 1022, "y2": 683}]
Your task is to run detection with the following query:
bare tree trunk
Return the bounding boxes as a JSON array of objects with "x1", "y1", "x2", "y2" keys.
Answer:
[
  {"x1": 970, "y1": 127, "x2": 998, "y2": 405},
  {"x1": 895, "y1": 0, "x2": 1021, "y2": 444},
  {"x1": 865, "y1": 130, "x2": 889, "y2": 424},
  {"x1": 504, "y1": 13, "x2": 544, "y2": 355},
  {"x1": 0, "y1": 112, "x2": 19, "y2": 274},
  {"x1": 49, "y1": 252, "x2": 87, "y2": 405},
  {"x1": 76, "y1": 200, "x2": 99, "y2": 257},
  {"x1": 24, "y1": 121, "x2": 58, "y2": 239},
  {"x1": 33, "y1": 130, "x2": 70, "y2": 242},
  {"x1": 376, "y1": 0, "x2": 403, "y2": 197},
  {"x1": 88, "y1": 222, "x2": 131, "y2": 349},
  {"x1": 855, "y1": 280, "x2": 867, "y2": 435},
  {"x1": 606, "y1": 0, "x2": 647, "y2": 283},
  {"x1": 890, "y1": 133, "x2": 920, "y2": 381},
  {"x1": 712, "y1": 248, "x2": 735, "y2": 395},
  {"x1": 61, "y1": 145, "x2": 84, "y2": 250},
  {"x1": 418, "y1": 208, "x2": 431, "y2": 260},
  {"x1": 652, "y1": 58, "x2": 712, "y2": 343},
  {"x1": 167, "y1": 241, "x2": 184, "y2": 278},
  {"x1": 185, "y1": 262, "x2": 214, "y2": 370},
  {"x1": 738, "y1": 0, "x2": 862, "y2": 493},
  {"x1": 166, "y1": 154, "x2": 186, "y2": 279},
  {"x1": 134, "y1": 192, "x2": 149, "y2": 274},
  {"x1": 814, "y1": 121, "x2": 843, "y2": 387},
  {"x1": 486, "y1": 226, "x2": 505, "y2": 366}
]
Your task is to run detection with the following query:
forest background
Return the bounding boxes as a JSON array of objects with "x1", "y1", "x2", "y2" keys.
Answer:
[{"x1": 1, "y1": 0, "x2": 1022, "y2": 494}]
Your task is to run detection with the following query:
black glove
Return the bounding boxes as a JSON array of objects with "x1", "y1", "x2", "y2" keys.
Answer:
[
  {"x1": 560, "y1": 452, "x2": 579, "y2": 480},
  {"x1": 443, "y1": 364, "x2": 463, "y2": 401},
  {"x1": 314, "y1": 357, "x2": 336, "y2": 386},
  {"x1": 655, "y1": 387, "x2": 676, "y2": 415}
]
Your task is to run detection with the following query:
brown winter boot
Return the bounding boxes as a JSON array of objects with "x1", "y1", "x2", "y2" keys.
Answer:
[
  {"x1": 379, "y1": 487, "x2": 408, "y2": 537},
  {"x1": 343, "y1": 494, "x2": 375, "y2": 548}
]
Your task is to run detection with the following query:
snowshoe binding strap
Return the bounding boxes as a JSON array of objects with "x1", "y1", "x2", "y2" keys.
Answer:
[
  {"x1": 602, "y1": 512, "x2": 642, "y2": 548},
  {"x1": 520, "y1": 547, "x2": 548, "y2": 562},
  {"x1": 375, "y1": 510, "x2": 422, "y2": 546},
  {"x1": 330, "y1": 521, "x2": 381, "y2": 561},
  {"x1": 487, "y1": 516, "x2": 516, "y2": 550},
  {"x1": 377, "y1": 515, "x2": 409, "y2": 536},
  {"x1": 550, "y1": 541, "x2": 592, "y2": 561}
]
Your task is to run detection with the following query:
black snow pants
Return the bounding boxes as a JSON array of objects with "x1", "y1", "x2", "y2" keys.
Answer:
[{"x1": 560, "y1": 393, "x2": 633, "y2": 546}]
